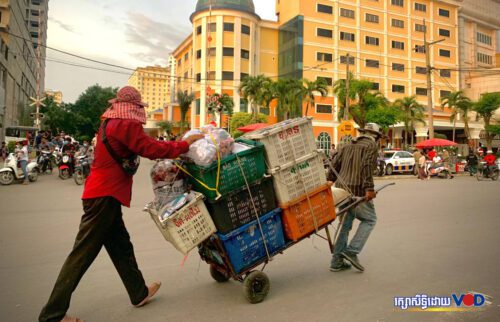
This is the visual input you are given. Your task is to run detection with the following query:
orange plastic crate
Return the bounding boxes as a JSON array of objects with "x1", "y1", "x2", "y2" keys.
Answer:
[{"x1": 280, "y1": 184, "x2": 336, "y2": 241}]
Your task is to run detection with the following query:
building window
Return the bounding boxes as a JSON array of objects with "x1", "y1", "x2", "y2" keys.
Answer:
[
  {"x1": 178, "y1": 59, "x2": 182, "y2": 66},
  {"x1": 415, "y1": 3, "x2": 426, "y2": 12},
  {"x1": 440, "y1": 90, "x2": 451, "y2": 98},
  {"x1": 477, "y1": 52, "x2": 492, "y2": 65},
  {"x1": 365, "y1": 36, "x2": 380, "y2": 46},
  {"x1": 440, "y1": 69, "x2": 451, "y2": 77},
  {"x1": 208, "y1": 22, "x2": 216, "y2": 32},
  {"x1": 240, "y1": 73, "x2": 249, "y2": 81},
  {"x1": 222, "y1": 72, "x2": 234, "y2": 80},
  {"x1": 316, "y1": 104, "x2": 333, "y2": 114},
  {"x1": 391, "y1": 40, "x2": 405, "y2": 50},
  {"x1": 365, "y1": 13, "x2": 379, "y2": 23},
  {"x1": 241, "y1": 49, "x2": 250, "y2": 59},
  {"x1": 340, "y1": 31, "x2": 355, "y2": 41},
  {"x1": 317, "y1": 28, "x2": 333, "y2": 38},
  {"x1": 184, "y1": 72, "x2": 188, "y2": 79},
  {"x1": 196, "y1": 25, "x2": 202, "y2": 35},
  {"x1": 240, "y1": 98, "x2": 248, "y2": 113},
  {"x1": 242, "y1": 25, "x2": 250, "y2": 35},
  {"x1": 416, "y1": 87, "x2": 427, "y2": 96},
  {"x1": 340, "y1": 8, "x2": 355, "y2": 19},
  {"x1": 340, "y1": 55, "x2": 355, "y2": 64},
  {"x1": 317, "y1": 76, "x2": 333, "y2": 86},
  {"x1": 439, "y1": 49, "x2": 451, "y2": 57},
  {"x1": 223, "y1": 47, "x2": 234, "y2": 56},
  {"x1": 415, "y1": 24, "x2": 426, "y2": 32},
  {"x1": 223, "y1": 22, "x2": 234, "y2": 32},
  {"x1": 317, "y1": 132, "x2": 332, "y2": 152},
  {"x1": 392, "y1": 84, "x2": 405, "y2": 93},
  {"x1": 391, "y1": 19, "x2": 404, "y2": 28},
  {"x1": 184, "y1": 52, "x2": 189, "y2": 61},
  {"x1": 415, "y1": 45, "x2": 426, "y2": 53},
  {"x1": 317, "y1": 52, "x2": 333, "y2": 62},
  {"x1": 196, "y1": 99, "x2": 201, "y2": 115},
  {"x1": 366, "y1": 59, "x2": 380, "y2": 68},
  {"x1": 196, "y1": 73, "x2": 201, "y2": 82},
  {"x1": 208, "y1": 47, "x2": 216, "y2": 57},
  {"x1": 477, "y1": 32, "x2": 492, "y2": 46},
  {"x1": 392, "y1": 63, "x2": 405, "y2": 72},
  {"x1": 416, "y1": 66, "x2": 427, "y2": 74},
  {"x1": 317, "y1": 4, "x2": 333, "y2": 14},
  {"x1": 196, "y1": 49, "x2": 202, "y2": 59},
  {"x1": 439, "y1": 8, "x2": 450, "y2": 17},
  {"x1": 439, "y1": 29, "x2": 450, "y2": 37},
  {"x1": 371, "y1": 82, "x2": 380, "y2": 90},
  {"x1": 391, "y1": 0, "x2": 404, "y2": 7}
]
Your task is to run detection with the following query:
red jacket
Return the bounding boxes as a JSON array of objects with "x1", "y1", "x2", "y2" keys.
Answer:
[
  {"x1": 82, "y1": 119, "x2": 189, "y2": 207},
  {"x1": 484, "y1": 154, "x2": 496, "y2": 166}
]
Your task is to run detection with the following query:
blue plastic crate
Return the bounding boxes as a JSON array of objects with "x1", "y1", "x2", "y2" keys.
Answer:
[{"x1": 218, "y1": 208, "x2": 286, "y2": 274}]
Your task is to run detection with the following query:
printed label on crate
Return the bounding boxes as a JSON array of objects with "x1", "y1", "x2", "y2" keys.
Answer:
[
  {"x1": 290, "y1": 161, "x2": 311, "y2": 174},
  {"x1": 172, "y1": 205, "x2": 201, "y2": 228},
  {"x1": 277, "y1": 125, "x2": 300, "y2": 140}
]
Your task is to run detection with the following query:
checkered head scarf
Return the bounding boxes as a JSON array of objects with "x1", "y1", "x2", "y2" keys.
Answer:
[{"x1": 101, "y1": 86, "x2": 148, "y2": 124}]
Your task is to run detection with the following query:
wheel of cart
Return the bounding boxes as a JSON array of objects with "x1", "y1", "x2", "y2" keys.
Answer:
[{"x1": 243, "y1": 270, "x2": 270, "y2": 303}]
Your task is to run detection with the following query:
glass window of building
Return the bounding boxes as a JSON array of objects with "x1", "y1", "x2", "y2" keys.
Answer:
[
  {"x1": 317, "y1": 4, "x2": 333, "y2": 14},
  {"x1": 316, "y1": 104, "x2": 333, "y2": 114},
  {"x1": 416, "y1": 88, "x2": 427, "y2": 96},
  {"x1": 196, "y1": 25, "x2": 202, "y2": 35},
  {"x1": 392, "y1": 85, "x2": 405, "y2": 93},
  {"x1": 391, "y1": 0, "x2": 404, "y2": 7},
  {"x1": 365, "y1": 13, "x2": 379, "y2": 23},
  {"x1": 477, "y1": 33, "x2": 492, "y2": 46},
  {"x1": 416, "y1": 66, "x2": 427, "y2": 74},
  {"x1": 340, "y1": 32, "x2": 355, "y2": 41},
  {"x1": 223, "y1": 47, "x2": 234, "y2": 56},
  {"x1": 414, "y1": 3, "x2": 426, "y2": 12},
  {"x1": 439, "y1": 29, "x2": 450, "y2": 37},
  {"x1": 392, "y1": 63, "x2": 405, "y2": 72},
  {"x1": 240, "y1": 73, "x2": 249, "y2": 80},
  {"x1": 224, "y1": 23, "x2": 234, "y2": 32},
  {"x1": 340, "y1": 8, "x2": 355, "y2": 19},
  {"x1": 391, "y1": 19, "x2": 404, "y2": 28},
  {"x1": 439, "y1": 49, "x2": 451, "y2": 57},
  {"x1": 317, "y1": 28, "x2": 333, "y2": 38},
  {"x1": 392, "y1": 40, "x2": 405, "y2": 50},
  {"x1": 208, "y1": 47, "x2": 216, "y2": 56},
  {"x1": 184, "y1": 52, "x2": 189, "y2": 61},
  {"x1": 207, "y1": 71, "x2": 216, "y2": 80},
  {"x1": 317, "y1": 52, "x2": 333, "y2": 62},
  {"x1": 439, "y1": 69, "x2": 451, "y2": 78},
  {"x1": 440, "y1": 90, "x2": 451, "y2": 98},
  {"x1": 241, "y1": 49, "x2": 250, "y2": 59},
  {"x1": 242, "y1": 25, "x2": 250, "y2": 35},
  {"x1": 366, "y1": 59, "x2": 380, "y2": 68},
  {"x1": 365, "y1": 36, "x2": 380, "y2": 46},
  {"x1": 415, "y1": 45, "x2": 426, "y2": 53},
  {"x1": 415, "y1": 24, "x2": 426, "y2": 32},
  {"x1": 371, "y1": 82, "x2": 380, "y2": 90},
  {"x1": 477, "y1": 53, "x2": 492, "y2": 64},
  {"x1": 222, "y1": 72, "x2": 234, "y2": 80},
  {"x1": 317, "y1": 77, "x2": 333, "y2": 86},
  {"x1": 439, "y1": 9, "x2": 450, "y2": 17},
  {"x1": 208, "y1": 23, "x2": 216, "y2": 32},
  {"x1": 340, "y1": 55, "x2": 355, "y2": 64},
  {"x1": 196, "y1": 49, "x2": 202, "y2": 59}
]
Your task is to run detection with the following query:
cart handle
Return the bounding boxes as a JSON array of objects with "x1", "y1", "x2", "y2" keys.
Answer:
[{"x1": 374, "y1": 182, "x2": 396, "y2": 193}]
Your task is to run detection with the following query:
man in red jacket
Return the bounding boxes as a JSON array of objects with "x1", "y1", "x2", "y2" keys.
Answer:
[{"x1": 39, "y1": 86, "x2": 203, "y2": 322}]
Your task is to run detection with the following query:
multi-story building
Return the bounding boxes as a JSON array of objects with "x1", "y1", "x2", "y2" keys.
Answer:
[
  {"x1": 128, "y1": 65, "x2": 170, "y2": 115},
  {"x1": 44, "y1": 89, "x2": 62, "y2": 104},
  {"x1": 28, "y1": 0, "x2": 49, "y2": 94},
  {"x1": 0, "y1": 0, "x2": 40, "y2": 141},
  {"x1": 167, "y1": 0, "x2": 462, "y2": 147}
]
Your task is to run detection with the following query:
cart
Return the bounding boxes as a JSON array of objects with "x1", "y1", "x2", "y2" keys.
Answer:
[{"x1": 198, "y1": 182, "x2": 395, "y2": 303}]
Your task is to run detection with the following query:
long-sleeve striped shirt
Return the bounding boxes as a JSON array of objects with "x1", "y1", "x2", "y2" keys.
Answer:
[{"x1": 328, "y1": 136, "x2": 378, "y2": 197}]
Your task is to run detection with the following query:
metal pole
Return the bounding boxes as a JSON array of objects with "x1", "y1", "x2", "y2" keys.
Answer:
[
  {"x1": 424, "y1": 19, "x2": 434, "y2": 140},
  {"x1": 344, "y1": 54, "x2": 350, "y2": 121}
]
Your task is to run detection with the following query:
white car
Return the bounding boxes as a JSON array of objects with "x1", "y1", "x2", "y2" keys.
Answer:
[{"x1": 383, "y1": 150, "x2": 416, "y2": 175}]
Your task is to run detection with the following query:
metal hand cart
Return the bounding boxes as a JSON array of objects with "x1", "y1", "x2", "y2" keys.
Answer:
[{"x1": 198, "y1": 182, "x2": 395, "y2": 303}]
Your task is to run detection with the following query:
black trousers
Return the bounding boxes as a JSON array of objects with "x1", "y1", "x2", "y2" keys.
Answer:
[{"x1": 39, "y1": 197, "x2": 148, "y2": 322}]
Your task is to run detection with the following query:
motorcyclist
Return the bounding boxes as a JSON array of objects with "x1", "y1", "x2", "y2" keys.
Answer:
[
  {"x1": 76, "y1": 140, "x2": 94, "y2": 164},
  {"x1": 466, "y1": 149, "x2": 478, "y2": 176},
  {"x1": 483, "y1": 150, "x2": 497, "y2": 176}
]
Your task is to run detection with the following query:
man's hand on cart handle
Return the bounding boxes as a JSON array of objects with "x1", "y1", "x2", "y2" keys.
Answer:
[
  {"x1": 184, "y1": 134, "x2": 205, "y2": 145},
  {"x1": 365, "y1": 190, "x2": 377, "y2": 201}
]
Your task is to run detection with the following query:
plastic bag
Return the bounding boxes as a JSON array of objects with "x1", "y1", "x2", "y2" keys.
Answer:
[
  {"x1": 150, "y1": 160, "x2": 186, "y2": 210},
  {"x1": 159, "y1": 191, "x2": 197, "y2": 221},
  {"x1": 182, "y1": 127, "x2": 234, "y2": 166}
]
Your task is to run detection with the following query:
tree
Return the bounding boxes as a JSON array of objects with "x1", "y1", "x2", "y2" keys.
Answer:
[
  {"x1": 176, "y1": 90, "x2": 195, "y2": 133},
  {"x1": 474, "y1": 92, "x2": 500, "y2": 150},
  {"x1": 156, "y1": 121, "x2": 174, "y2": 136},
  {"x1": 207, "y1": 93, "x2": 234, "y2": 130},
  {"x1": 303, "y1": 78, "x2": 328, "y2": 116},
  {"x1": 273, "y1": 78, "x2": 304, "y2": 121},
  {"x1": 41, "y1": 96, "x2": 75, "y2": 135},
  {"x1": 394, "y1": 96, "x2": 426, "y2": 147},
  {"x1": 366, "y1": 105, "x2": 400, "y2": 132},
  {"x1": 229, "y1": 112, "x2": 268, "y2": 138},
  {"x1": 239, "y1": 75, "x2": 272, "y2": 116},
  {"x1": 441, "y1": 91, "x2": 472, "y2": 142}
]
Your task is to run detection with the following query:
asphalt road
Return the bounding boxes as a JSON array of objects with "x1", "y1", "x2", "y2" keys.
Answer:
[{"x1": 1, "y1": 160, "x2": 499, "y2": 322}]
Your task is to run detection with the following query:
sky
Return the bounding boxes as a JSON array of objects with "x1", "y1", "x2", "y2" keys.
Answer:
[{"x1": 45, "y1": 0, "x2": 276, "y2": 103}]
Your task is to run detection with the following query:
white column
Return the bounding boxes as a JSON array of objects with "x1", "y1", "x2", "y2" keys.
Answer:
[
  {"x1": 200, "y1": 16, "x2": 208, "y2": 127},
  {"x1": 216, "y1": 15, "x2": 223, "y2": 94},
  {"x1": 234, "y1": 17, "x2": 242, "y2": 112}
]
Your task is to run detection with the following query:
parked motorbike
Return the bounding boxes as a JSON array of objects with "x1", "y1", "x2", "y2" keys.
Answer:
[
  {"x1": 428, "y1": 162, "x2": 454, "y2": 179},
  {"x1": 37, "y1": 150, "x2": 53, "y2": 174},
  {"x1": 476, "y1": 162, "x2": 499, "y2": 181},
  {"x1": 0, "y1": 153, "x2": 39, "y2": 185},
  {"x1": 74, "y1": 155, "x2": 91, "y2": 185},
  {"x1": 58, "y1": 152, "x2": 74, "y2": 180}
]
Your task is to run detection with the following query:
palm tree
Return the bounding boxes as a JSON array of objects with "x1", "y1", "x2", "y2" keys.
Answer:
[
  {"x1": 239, "y1": 75, "x2": 272, "y2": 117},
  {"x1": 474, "y1": 92, "x2": 500, "y2": 150},
  {"x1": 440, "y1": 91, "x2": 472, "y2": 142},
  {"x1": 303, "y1": 79, "x2": 328, "y2": 116},
  {"x1": 272, "y1": 78, "x2": 304, "y2": 121},
  {"x1": 176, "y1": 90, "x2": 195, "y2": 133},
  {"x1": 394, "y1": 96, "x2": 426, "y2": 147}
]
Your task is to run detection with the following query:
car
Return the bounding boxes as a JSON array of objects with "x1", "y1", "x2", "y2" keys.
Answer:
[{"x1": 383, "y1": 150, "x2": 416, "y2": 175}]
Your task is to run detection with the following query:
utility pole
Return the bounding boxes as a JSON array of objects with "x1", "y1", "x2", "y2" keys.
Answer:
[
  {"x1": 344, "y1": 53, "x2": 350, "y2": 121},
  {"x1": 423, "y1": 19, "x2": 445, "y2": 140}
]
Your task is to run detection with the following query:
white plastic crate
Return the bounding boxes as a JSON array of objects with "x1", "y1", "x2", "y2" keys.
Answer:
[
  {"x1": 148, "y1": 192, "x2": 216, "y2": 255},
  {"x1": 243, "y1": 117, "x2": 317, "y2": 169},
  {"x1": 269, "y1": 151, "x2": 327, "y2": 205}
]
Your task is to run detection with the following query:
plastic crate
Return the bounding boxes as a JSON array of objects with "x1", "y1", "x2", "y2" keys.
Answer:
[
  {"x1": 281, "y1": 184, "x2": 336, "y2": 241},
  {"x1": 243, "y1": 117, "x2": 316, "y2": 169},
  {"x1": 269, "y1": 151, "x2": 327, "y2": 205},
  {"x1": 218, "y1": 208, "x2": 286, "y2": 274},
  {"x1": 205, "y1": 177, "x2": 277, "y2": 234},
  {"x1": 185, "y1": 139, "x2": 266, "y2": 199},
  {"x1": 149, "y1": 192, "x2": 216, "y2": 255}
]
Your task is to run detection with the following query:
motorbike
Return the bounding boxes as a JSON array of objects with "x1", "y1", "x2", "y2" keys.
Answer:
[
  {"x1": 0, "y1": 153, "x2": 39, "y2": 185},
  {"x1": 58, "y1": 152, "x2": 74, "y2": 180},
  {"x1": 37, "y1": 150, "x2": 53, "y2": 174},
  {"x1": 476, "y1": 161, "x2": 499, "y2": 181},
  {"x1": 74, "y1": 155, "x2": 91, "y2": 185},
  {"x1": 373, "y1": 159, "x2": 385, "y2": 177},
  {"x1": 428, "y1": 162, "x2": 454, "y2": 179}
]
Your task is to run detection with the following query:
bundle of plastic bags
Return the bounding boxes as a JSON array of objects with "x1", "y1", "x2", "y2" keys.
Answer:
[
  {"x1": 182, "y1": 125, "x2": 235, "y2": 166},
  {"x1": 150, "y1": 160, "x2": 187, "y2": 211}
]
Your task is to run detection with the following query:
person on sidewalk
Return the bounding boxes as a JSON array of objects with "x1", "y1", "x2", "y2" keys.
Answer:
[
  {"x1": 327, "y1": 123, "x2": 383, "y2": 272},
  {"x1": 39, "y1": 86, "x2": 203, "y2": 322},
  {"x1": 15, "y1": 141, "x2": 30, "y2": 185}
]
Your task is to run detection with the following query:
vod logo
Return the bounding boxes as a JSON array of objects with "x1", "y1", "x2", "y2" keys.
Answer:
[{"x1": 452, "y1": 293, "x2": 485, "y2": 307}]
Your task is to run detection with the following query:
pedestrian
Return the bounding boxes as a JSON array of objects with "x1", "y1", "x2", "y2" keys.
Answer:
[
  {"x1": 413, "y1": 148, "x2": 422, "y2": 176},
  {"x1": 38, "y1": 86, "x2": 204, "y2": 322},
  {"x1": 328, "y1": 123, "x2": 383, "y2": 272},
  {"x1": 15, "y1": 141, "x2": 30, "y2": 185},
  {"x1": 418, "y1": 152, "x2": 429, "y2": 180},
  {"x1": 1, "y1": 141, "x2": 8, "y2": 160},
  {"x1": 329, "y1": 144, "x2": 337, "y2": 159}
]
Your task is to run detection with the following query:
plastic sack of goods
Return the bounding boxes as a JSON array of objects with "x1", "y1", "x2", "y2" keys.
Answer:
[
  {"x1": 150, "y1": 160, "x2": 186, "y2": 211},
  {"x1": 182, "y1": 125, "x2": 235, "y2": 166}
]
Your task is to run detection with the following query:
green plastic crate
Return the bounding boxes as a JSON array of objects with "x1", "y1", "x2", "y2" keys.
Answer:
[{"x1": 185, "y1": 139, "x2": 266, "y2": 200}]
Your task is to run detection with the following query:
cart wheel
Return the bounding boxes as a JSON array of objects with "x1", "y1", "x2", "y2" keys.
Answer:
[
  {"x1": 243, "y1": 271, "x2": 270, "y2": 304},
  {"x1": 210, "y1": 264, "x2": 229, "y2": 283}
]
